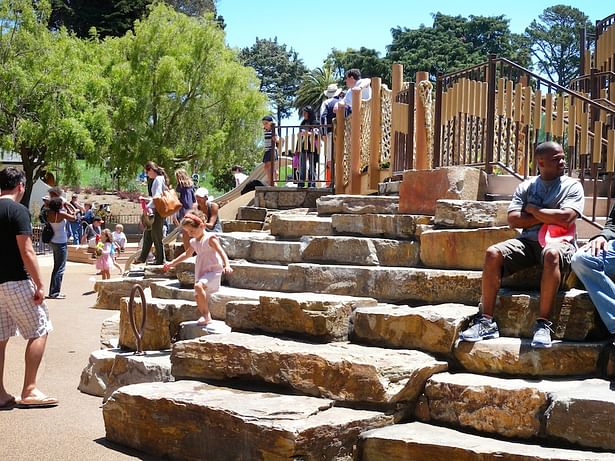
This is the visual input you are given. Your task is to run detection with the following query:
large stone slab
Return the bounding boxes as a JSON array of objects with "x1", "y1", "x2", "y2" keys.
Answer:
[
  {"x1": 118, "y1": 296, "x2": 198, "y2": 351},
  {"x1": 495, "y1": 289, "x2": 606, "y2": 341},
  {"x1": 270, "y1": 213, "x2": 332, "y2": 238},
  {"x1": 104, "y1": 381, "x2": 393, "y2": 461},
  {"x1": 94, "y1": 278, "x2": 163, "y2": 310},
  {"x1": 352, "y1": 304, "x2": 479, "y2": 355},
  {"x1": 331, "y1": 213, "x2": 431, "y2": 239},
  {"x1": 78, "y1": 348, "x2": 172, "y2": 399},
  {"x1": 178, "y1": 320, "x2": 231, "y2": 340},
  {"x1": 546, "y1": 378, "x2": 615, "y2": 450},
  {"x1": 221, "y1": 220, "x2": 263, "y2": 232},
  {"x1": 399, "y1": 166, "x2": 487, "y2": 215},
  {"x1": 249, "y1": 239, "x2": 303, "y2": 263},
  {"x1": 357, "y1": 422, "x2": 615, "y2": 461},
  {"x1": 226, "y1": 292, "x2": 378, "y2": 341},
  {"x1": 174, "y1": 258, "x2": 197, "y2": 287},
  {"x1": 227, "y1": 261, "x2": 297, "y2": 291},
  {"x1": 171, "y1": 332, "x2": 448, "y2": 406},
  {"x1": 455, "y1": 337, "x2": 606, "y2": 376},
  {"x1": 419, "y1": 227, "x2": 519, "y2": 270},
  {"x1": 434, "y1": 199, "x2": 510, "y2": 228},
  {"x1": 237, "y1": 206, "x2": 268, "y2": 222},
  {"x1": 302, "y1": 236, "x2": 420, "y2": 267},
  {"x1": 316, "y1": 194, "x2": 399, "y2": 215},
  {"x1": 290, "y1": 263, "x2": 482, "y2": 304},
  {"x1": 100, "y1": 312, "x2": 120, "y2": 348},
  {"x1": 149, "y1": 279, "x2": 195, "y2": 301},
  {"x1": 218, "y1": 231, "x2": 274, "y2": 260}
]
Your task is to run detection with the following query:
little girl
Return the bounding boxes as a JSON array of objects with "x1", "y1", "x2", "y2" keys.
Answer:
[
  {"x1": 96, "y1": 229, "x2": 115, "y2": 280},
  {"x1": 163, "y1": 212, "x2": 232, "y2": 325}
]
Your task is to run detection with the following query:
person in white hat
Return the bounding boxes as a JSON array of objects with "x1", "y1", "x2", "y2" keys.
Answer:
[{"x1": 319, "y1": 83, "x2": 344, "y2": 186}]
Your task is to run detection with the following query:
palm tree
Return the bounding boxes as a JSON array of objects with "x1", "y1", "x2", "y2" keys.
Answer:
[{"x1": 294, "y1": 67, "x2": 339, "y2": 117}]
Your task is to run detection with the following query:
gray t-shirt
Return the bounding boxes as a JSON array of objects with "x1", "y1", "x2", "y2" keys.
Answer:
[{"x1": 508, "y1": 175, "x2": 584, "y2": 241}]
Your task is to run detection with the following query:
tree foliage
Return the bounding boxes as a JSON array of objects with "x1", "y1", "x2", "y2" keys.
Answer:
[
  {"x1": 239, "y1": 37, "x2": 307, "y2": 123},
  {"x1": 386, "y1": 13, "x2": 530, "y2": 81},
  {"x1": 524, "y1": 5, "x2": 590, "y2": 87},
  {"x1": 0, "y1": 0, "x2": 112, "y2": 204},
  {"x1": 325, "y1": 47, "x2": 390, "y2": 84},
  {"x1": 294, "y1": 67, "x2": 338, "y2": 117},
  {"x1": 103, "y1": 3, "x2": 266, "y2": 179}
]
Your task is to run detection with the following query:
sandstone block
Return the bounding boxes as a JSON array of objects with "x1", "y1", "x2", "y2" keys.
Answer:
[
  {"x1": 226, "y1": 261, "x2": 299, "y2": 292},
  {"x1": 221, "y1": 220, "x2": 263, "y2": 233},
  {"x1": 316, "y1": 194, "x2": 399, "y2": 215},
  {"x1": 226, "y1": 292, "x2": 378, "y2": 341},
  {"x1": 454, "y1": 337, "x2": 605, "y2": 376},
  {"x1": 104, "y1": 381, "x2": 393, "y2": 461},
  {"x1": 302, "y1": 236, "x2": 420, "y2": 267},
  {"x1": 218, "y1": 231, "x2": 273, "y2": 260},
  {"x1": 118, "y1": 297, "x2": 198, "y2": 351},
  {"x1": 94, "y1": 278, "x2": 161, "y2": 310},
  {"x1": 419, "y1": 227, "x2": 519, "y2": 270},
  {"x1": 149, "y1": 279, "x2": 195, "y2": 302},
  {"x1": 434, "y1": 199, "x2": 510, "y2": 228},
  {"x1": 495, "y1": 289, "x2": 606, "y2": 341},
  {"x1": 331, "y1": 213, "x2": 431, "y2": 239},
  {"x1": 237, "y1": 206, "x2": 268, "y2": 222},
  {"x1": 172, "y1": 332, "x2": 448, "y2": 406},
  {"x1": 378, "y1": 180, "x2": 400, "y2": 196},
  {"x1": 399, "y1": 167, "x2": 487, "y2": 215},
  {"x1": 78, "y1": 348, "x2": 119, "y2": 397},
  {"x1": 357, "y1": 422, "x2": 615, "y2": 460},
  {"x1": 178, "y1": 320, "x2": 232, "y2": 340},
  {"x1": 270, "y1": 214, "x2": 332, "y2": 238},
  {"x1": 249, "y1": 240, "x2": 303, "y2": 263},
  {"x1": 100, "y1": 312, "x2": 120, "y2": 349},
  {"x1": 352, "y1": 304, "x2": 478, "y2": 354}
]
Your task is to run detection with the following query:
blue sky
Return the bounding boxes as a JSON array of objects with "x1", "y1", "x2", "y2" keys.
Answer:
[{"x1": 218, "y1": 1, "x2": 613, "y2": 70}]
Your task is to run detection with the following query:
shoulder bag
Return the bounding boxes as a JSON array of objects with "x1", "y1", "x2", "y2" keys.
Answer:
[{"x1": 153, "y1": 188, "x2": 182, "y2": 218}]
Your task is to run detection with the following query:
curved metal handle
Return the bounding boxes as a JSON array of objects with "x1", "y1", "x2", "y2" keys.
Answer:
[{"x1": 128, "y1": 284, "x2": 147, "y2": 355}]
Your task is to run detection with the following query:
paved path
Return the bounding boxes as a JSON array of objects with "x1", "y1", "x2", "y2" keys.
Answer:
[{"x1": 1, "y1": 255, "x2": 158, "y2": 460}]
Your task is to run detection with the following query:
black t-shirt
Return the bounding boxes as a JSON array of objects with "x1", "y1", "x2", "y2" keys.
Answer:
[{"x1": 0, "y1": 198, "x2": 32, "y2": 283}]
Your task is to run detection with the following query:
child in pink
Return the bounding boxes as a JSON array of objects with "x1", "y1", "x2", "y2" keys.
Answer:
[
  {"x1": 96, "y1": 229, "x2": 115, "y2": 280},
  {"x1": 163, "y1": 212, "x2": 232, "y2": 325}
]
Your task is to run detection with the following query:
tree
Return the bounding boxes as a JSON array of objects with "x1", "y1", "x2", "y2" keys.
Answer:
[
  {"x1": 0, "y1": 0, "x2": 112, "y2": 204},
  {"x1": 325, "y1": 47, "x2": 390, "y2": 84},
  {"x1": 386, "y1": 13, "x2": 530, "y2": 81},
  {"x1": 102, "y1": 3, "x2": 266, "y2": 181},
  {"x1": 525, "y1": 5, "x2": 591, "y2": 87},
  {"x1": 239, "y1": 37, "x2": 307, "y2": 123},
  {"x1": 294, "y1": 67, "x2": 338, "y2": 116}
]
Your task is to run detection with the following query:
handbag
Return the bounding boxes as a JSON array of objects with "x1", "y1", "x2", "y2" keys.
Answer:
[
  {"x1": 41, "y1": 222, "x2": 54, "y2": 244},
  {"x1": 153, "y1": 188, "x2": 182, "y2": 218}
]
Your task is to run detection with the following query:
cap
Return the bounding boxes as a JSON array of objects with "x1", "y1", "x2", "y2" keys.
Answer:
[{"x1": 195, "y1": 187, "x2": 209, "y2": 198}]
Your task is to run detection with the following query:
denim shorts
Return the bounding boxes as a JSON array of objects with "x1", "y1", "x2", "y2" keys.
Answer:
[{"x1": 493, "y1": 237, "x2": 576, "y2": 277}]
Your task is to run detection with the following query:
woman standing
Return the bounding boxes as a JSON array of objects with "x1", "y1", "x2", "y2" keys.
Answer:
[
  {"x1": 135, "y1": 161, "x2": 168, "y2": 265},
  {"x1": 262, "y1": 115, "x2": 278, "y2": 186},
  {"x1": 174, "y1": 168, "x2": 195, "y2": 222},
  {"x1": 298, "y1": 106, "x2": 319, "y2": 188},
  {"x1": 46, "y1": 197, "x2": 75, "y2": 299}
]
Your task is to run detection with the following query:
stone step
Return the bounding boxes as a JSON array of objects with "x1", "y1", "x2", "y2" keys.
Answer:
[
  {"x1": 352, "y1": 303, "x2": 479, "y2": 355},
  {"x1": 100, "y1": 312, "x2": 120, "y2": 348},
  {"x1": 331, "y1": 213, "x2": 431, "y2": 239},
  {"x1": 218, "y1": 231, "x2": 274, "y2": 260},
  {"x1": 357, "y1": 422, "x2": 614, "y2": 460},
  {"x1": 103, "y1": 380, "x2": 393, "y2": 461},
  {"x1": 221, "y1": 219, "x2": 263, "y2": 232},
  {"x1": 225, "y1": 292, "x2": 378, "y2": 342},
  {"x1": 421, "y1": 372, "x2": 615, "y2": 451},
  {"x1": 254, "y1": 186, "x2": 330, "y2": 209},
  {"x1": 454, "y1": 337, "x2": 609, "y2": 377},
  {"x1": 236, "y1": 205, "x2": 268, "y2": 222},
  {"x1": 178, "y1": 320, "x2": 231, "y2": 340},
  {"x1": 316, "y1": 194, "x2": 400, "y2": 215},
  {"x1": 93, "y1": 277, "x2": 167, "y2": 310},
  {"x1": 270, "y1": 213, "x2": 332, "y2": 238},
  {"x1": 434, "y1": 199, "x2": 509, "y2": 228},
  {"x1": 171, "y1": 332, "x2": 447, "y2": 408},
  {"x1": 249, "y1": 239, "x2": 303, "y2": 263},
  {"x1": 79, "y1": 348, "x2": 172, "y2": 400}
]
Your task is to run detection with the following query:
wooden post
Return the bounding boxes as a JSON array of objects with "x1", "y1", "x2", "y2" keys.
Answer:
[
  {"x1": 415, "y1": 71, "x2": 429, "y2": 170},
  {"x1": 350, "y1": 87, "x2": 362, "y2": 194},
  {"x1": 391, "y1": 64, "x2": 403, "y2": 173},
  {"x1": 485, "y1": 54, "x2": 497, "y2": 174},
  {"x1": 334, "y1": 104, "x2": 346, "y2": 194},
  {"x1": 369, "y1": 77, "x2": 382, "y2": 190}
]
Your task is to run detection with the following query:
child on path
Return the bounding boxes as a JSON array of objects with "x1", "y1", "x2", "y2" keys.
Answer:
[
  {"x1": 163, "y1": 212, "x2": 232, "y2": 326},
  {"x1": 95, "y1": 229, "x2": 116, "y2": 280}
]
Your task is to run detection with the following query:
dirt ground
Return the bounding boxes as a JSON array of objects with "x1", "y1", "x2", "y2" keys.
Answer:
[{"x1": 73, "y1": 191, "x2": 142, "y2": 217}]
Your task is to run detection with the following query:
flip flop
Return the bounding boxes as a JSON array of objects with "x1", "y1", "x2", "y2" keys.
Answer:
[
  {"x1": 16, "y1": 396, "x2": 59, "y2": 408},
  {"x1": 0, "y1": 397, "x2": 16, "y2": 411}
]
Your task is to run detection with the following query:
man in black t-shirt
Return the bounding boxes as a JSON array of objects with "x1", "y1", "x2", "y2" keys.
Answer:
[{"x1": 0, "y1": 167, "x2": 57, "y2": 409}]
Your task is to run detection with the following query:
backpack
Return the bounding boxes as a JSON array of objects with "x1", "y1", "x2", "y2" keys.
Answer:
[{"x1": 320, "y1": 98, "x2": 337, "y2": 135}]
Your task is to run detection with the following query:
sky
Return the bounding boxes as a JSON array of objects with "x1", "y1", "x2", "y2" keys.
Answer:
[{"x1": 218, "y1": 1, "x2": 613, "y2": 70}]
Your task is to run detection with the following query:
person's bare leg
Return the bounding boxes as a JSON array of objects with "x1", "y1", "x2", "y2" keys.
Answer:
[
  {"x1": 481, "y1": 246, "x2": 504, "y2": 317},
  {"x1": 0, "y1": 339, "x2": 15, "y2": 405},
  {"x1": 195, "y1": 282, "x2": 211, "y2": 325},
  {"x1": 538, "y1": 249, "x2": 561, "y2": 319},
  {"x1": 21, "y1": 335, "x2": 48, "y2": 400}
]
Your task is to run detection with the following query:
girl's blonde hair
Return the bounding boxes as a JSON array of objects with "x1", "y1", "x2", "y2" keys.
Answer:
[
  {"x1": 100, "y1": 228, "x2": 114, "y2": 242},
  {"x1": 175, "y1": 168, "x2": 193, "y2": 188},
  {"x1": 181, "y1": 211, "x2": 206, "y2": 228}
]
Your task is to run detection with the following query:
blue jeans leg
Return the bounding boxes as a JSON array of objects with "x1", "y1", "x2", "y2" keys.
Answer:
[
  {"x1": 49, "y1": 242, "x2": 67, "y2": 296},
  {"x1": 571, "y1": 241, "x2": 615, "y2": 333}
]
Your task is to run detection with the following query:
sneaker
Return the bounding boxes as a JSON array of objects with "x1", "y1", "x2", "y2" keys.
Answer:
[
  {"x1": 459, "y1": 315, "x2": 499, "y2": 342},
  {"x1": 531, "y1": 319, "x2": 553, "y2": 348}
]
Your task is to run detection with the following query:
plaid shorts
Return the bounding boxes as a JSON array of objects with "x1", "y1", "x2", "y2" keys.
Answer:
[{"x1": 0, "y1": 279, "x2": 53, "y2": 341}]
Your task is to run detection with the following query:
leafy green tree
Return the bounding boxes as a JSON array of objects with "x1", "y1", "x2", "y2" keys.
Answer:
[
  {"x1": 524, "y1": 5, "x2": 591, "y2": 87},
  {"x1": 0, "y1": 0, "x2": 112, "y2": 204},
  {"x1": 103, "y1": 3, "x2": 266, "y2": 182},
  {"x1": 325, "y1": 47, "x2": 390, "y2": 84},
  {"x1": 386, "y1": 13, "x2": 530, "y2": 81},
  {"x1": 239, "y1": 37, "x2": 307, "y2": 123},
  {"x1": 294, "y1": 67, "x2": 338, "y2": 116}
]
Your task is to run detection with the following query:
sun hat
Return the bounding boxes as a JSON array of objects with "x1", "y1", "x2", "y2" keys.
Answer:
[
  {"x1": 195, "y1": 187, "x2": 209, "y2": 198},
  {"x1": 323, "y1": 83, "x2": 342, "y2": 98},
  {"x1": 538, "y1": 223, "x2": 575, "y2": 247}
]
